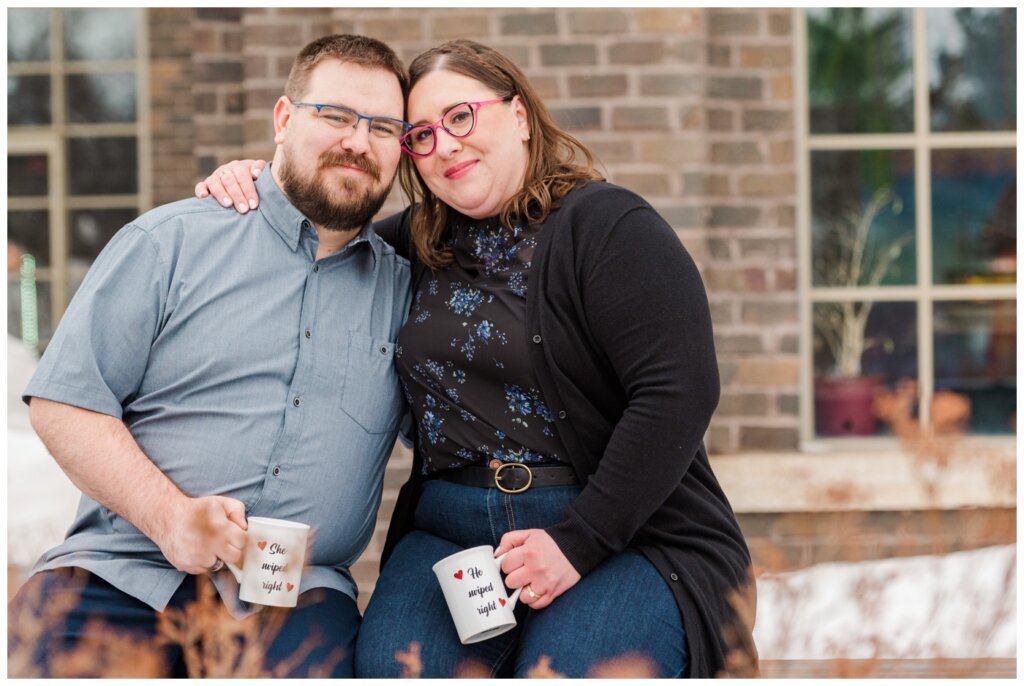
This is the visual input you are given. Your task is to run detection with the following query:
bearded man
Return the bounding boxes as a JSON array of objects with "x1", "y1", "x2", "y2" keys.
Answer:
[{"x1": 10, "y1": 35, "x2": 411, "y2": 678}]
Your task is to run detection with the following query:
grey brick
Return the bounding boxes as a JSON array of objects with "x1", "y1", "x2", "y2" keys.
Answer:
[
  {"x1": 710, "y1": 141, "x2": 762, "y2": 164},
  {"x1": 708, "y1": 11, "x2": 759, "y2": 37},
  {"x1": 569, "y1": 74, "x2": 628, "y2": 98},
  {"x1": 709, "y1": 206, "x2": 760, "y2": 228},
  {"x1": 568, "y1": 9, "x2": 628, "y2": 34},
  {"x1": 707, "y1": 44, "x2": 731, "y2": 68},
  {"x1": 739, "y1": 426, "x2": 799, "y2": 451},
  {"x1": 709, "y1": 76, "x2": 763, "y2": 100},
  {"x1": 500, "y1": 12, "x2": 557, "y2": 35},
  {"x1": 640, "y1": 74, "x2": 701, "y2": 97},
  {"x1": 612, "y1": 106, "x2": 669, "y2": 131},
  {"x1": 715, "y1": 335, "x2": 764, "y2": 355},
  {"x1": 540, "y1": 43, "x2": 597, "y2": 67},
  {"x1": 550, "y1": 106, "x2": 602, "y2": 131},
  {"x1": 609, "y1": 41, "x2": 665, "y2": 65},
  {"x1": 743, "y1": 108, "x2": 792, "y2": 131},
  {"x1": 660, "y1": 205, "x2": 701, "y2": 228},
  {"x1": 718, "y1": 392, "x2": 770, "y2": 416}
]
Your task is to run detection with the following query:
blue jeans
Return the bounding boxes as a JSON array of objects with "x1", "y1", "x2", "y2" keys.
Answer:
[
  {"x1": 8, "y1": 567, "x2": 359, "y2": 678},
  {"x1": 355, "y1": 480, "x2": 687, "y2": 677}
]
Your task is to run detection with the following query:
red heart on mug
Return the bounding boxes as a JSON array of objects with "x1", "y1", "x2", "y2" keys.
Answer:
[
  {"x1": 257, "y1": 541, "x2": 267, "y2": 551},
  {"x1": 287, "y1": 583, "x2": 294, "y2": 592},
  {"x1": 499, "y1": 598, "x2": 506, "y2": 607},
  {"x1": 454, "y1": 570, "x2": 463, "y2": 580}
]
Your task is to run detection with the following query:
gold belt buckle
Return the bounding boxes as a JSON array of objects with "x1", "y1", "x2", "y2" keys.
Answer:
[{"x1": 494, "y1": 463, "x2": 533, "y2": 494}]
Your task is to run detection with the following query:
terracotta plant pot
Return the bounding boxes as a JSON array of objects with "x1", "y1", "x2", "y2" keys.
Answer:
[{"x1": 814, "y1": 375, "x2": 884, "y2": 436}]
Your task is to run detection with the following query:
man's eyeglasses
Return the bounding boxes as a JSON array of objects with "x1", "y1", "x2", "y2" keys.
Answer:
[
  {"x1": 400, "y1": 96, "x2": 514, "y2": 158},
  {"x1": 292, "y1": 102, "x2": 411, "y2": 141}
]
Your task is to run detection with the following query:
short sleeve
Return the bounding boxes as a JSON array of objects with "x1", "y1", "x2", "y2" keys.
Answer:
[{"x1": 23, "y1": 224, "x2": 168, "y2": 419}]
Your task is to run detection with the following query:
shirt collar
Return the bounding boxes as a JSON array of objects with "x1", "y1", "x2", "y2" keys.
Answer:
[{"x1": 256, "y1": 163, "x2": 381, "y2": 264}]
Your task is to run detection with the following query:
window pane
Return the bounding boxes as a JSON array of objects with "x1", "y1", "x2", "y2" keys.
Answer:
[
  {"x1": 8, "y1": 8, "x2": 50, "y2": 62},
  {"x1": 932, "y1": 149, "x2": 1016, "y2": 285},
  {"x1": 814, "y1": 301, "x2": 918, "y2": 436},
  {"x1": 811, "y1": 150, "x2": 917, "y2": 288},
  {"x1": 68, "y1": 137, "x2": 138, "y2": 195},
  {"x1": 8, "y1": 75, "x2": 51, "y2": 126},
  {"x1": 63, "y1": 9, "x2": 138, "y2": 61},
  {"x1": 66, "y1": 73, "x2": 137, "y2": 123},
  {"x1": 8, "y1": 211, "x2": 51, "y2": 267},
  {"x1": 928, "y1": 8, "x2": 1017, "y2": 132},
  {"x1": 69, "y1": 209, "x2": 136, "y2": 263},
  {"x1": 934, "y1": 300, "x2": 1016, "y2": 434},
  {"x1": 8, "y1": 155, "x2": 49, "y2": 197},
  {"x1": 807, "y1": 8, "x2": 914, "y2": 134}
]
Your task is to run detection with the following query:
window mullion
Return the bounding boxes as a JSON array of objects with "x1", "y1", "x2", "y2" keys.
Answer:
[{"x1": 913, "y1": 8, "x2": 934, "y2": 429}]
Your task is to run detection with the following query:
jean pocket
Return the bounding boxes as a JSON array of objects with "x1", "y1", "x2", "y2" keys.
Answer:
[{"x1": 340, "y1": 331, "x2": 402, "y2": 434}]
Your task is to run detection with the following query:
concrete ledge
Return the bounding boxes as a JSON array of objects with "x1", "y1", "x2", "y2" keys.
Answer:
[
  {"x1": 761, "y1": 658, "x2": 1016, "y2": 678},
  {"x1": 711, "y1": 441, "x2": 1016, "y2": 513}
]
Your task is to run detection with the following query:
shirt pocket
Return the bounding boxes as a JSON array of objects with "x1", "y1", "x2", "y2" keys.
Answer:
[{"x1": 341, "y1": 331, "x2": 402, "y2": 434}]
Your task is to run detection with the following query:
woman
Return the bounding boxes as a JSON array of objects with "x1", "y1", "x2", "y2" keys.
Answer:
[{"x1": 198, "y1": 39, "x2": 757, "y2": 678}]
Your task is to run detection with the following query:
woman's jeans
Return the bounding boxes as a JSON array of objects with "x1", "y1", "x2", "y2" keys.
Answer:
[{"x1": 355, "y1": 479, "x2": 687, "y2": 678}]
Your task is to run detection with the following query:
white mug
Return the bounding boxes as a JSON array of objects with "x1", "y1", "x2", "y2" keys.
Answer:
[
  {"x1": 225, "y1": 516, "x2": 310, "y2": 608},
  {"x1": 432, "y1": 545, "x2": 521, "y2": 644}
]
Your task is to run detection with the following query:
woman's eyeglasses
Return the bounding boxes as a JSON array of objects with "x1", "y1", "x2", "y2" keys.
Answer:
[
  {"x1": 400, "y1": 96, "x2": 514, "y2": 158},
  {"x1": 292, "y1": 102, "x2": 411, "y2": 140}
]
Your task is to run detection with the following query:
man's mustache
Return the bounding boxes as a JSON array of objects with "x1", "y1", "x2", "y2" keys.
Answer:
[{"x1": 318, "y1": 151, "x2": 380, "y2": 182}]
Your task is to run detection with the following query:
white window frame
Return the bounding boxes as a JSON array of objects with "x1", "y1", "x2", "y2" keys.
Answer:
[{"x1": 794, "y1": 8, "x2": 1017, "y2": 450}]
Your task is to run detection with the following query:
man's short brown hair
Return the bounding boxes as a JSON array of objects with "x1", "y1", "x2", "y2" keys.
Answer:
[{"x1": 284, "y1": 34, "x2": 408, "y2": 102}]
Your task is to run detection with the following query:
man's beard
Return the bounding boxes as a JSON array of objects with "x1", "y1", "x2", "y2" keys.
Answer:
[{"x1": 279, "y1": 150, "x2": 393, "y2": 233}]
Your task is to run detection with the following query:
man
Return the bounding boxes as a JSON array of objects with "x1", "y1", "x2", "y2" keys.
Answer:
[{"x1": 9, "y1": 34, "x2": 411, "y2": 678}]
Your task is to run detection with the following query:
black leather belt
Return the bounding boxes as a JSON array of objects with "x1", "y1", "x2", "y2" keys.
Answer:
[{"x1": 432, "y1": 462, "x2": 579, "y2": 494}]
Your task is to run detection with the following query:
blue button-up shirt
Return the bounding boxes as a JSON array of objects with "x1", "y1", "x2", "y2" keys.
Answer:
[{"x1": 23, "y1": 167, "x2": 411, "y2": 615}]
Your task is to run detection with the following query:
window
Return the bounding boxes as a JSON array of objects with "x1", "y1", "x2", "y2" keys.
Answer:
[
  {"x1": 797, "y1": 8, "x2": 1016, "y2": 441},
  {"x1": 7, "y1": 8, "x2": 149, "y2": 349}
]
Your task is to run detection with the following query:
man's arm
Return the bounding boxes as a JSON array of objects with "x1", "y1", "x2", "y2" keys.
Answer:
[{"x1": 29, "y1": 398, "x2": 248, "y2": 574}]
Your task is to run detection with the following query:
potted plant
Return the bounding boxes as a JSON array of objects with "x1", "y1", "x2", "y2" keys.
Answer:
[{"x1": 813, "y1": 187, "x2": 911, "y2": 436}]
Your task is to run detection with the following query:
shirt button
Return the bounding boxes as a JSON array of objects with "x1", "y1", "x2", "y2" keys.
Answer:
[
  {"x1": 379, "y1": 346, "x2": 388, "y2": 355},
  {"x1": 557, "y1": 410, "x2": 567, "y2": 420},
  {"x1": 273, "y1": 466, "x2": 281, "y2": 476},
  {"x1": 532, "y1": 334, "x2": 542, "y2": 344},
  {"x1": 670, "y1": 572, "x2": 679, "y2": 582},
  {"x1": 305, "y1": 329, "x2": 312, "y2": 339},
  {"x1": 313, "y1": 264, "x2": 320, "y2": 273},
  {"x1": 292, "y1": 397, "x2": 301, "y2": 407}
]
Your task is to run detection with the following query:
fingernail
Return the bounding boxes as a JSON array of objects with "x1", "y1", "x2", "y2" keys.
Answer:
[
  {"x1": 249, "y1": 199, "x2": 258, "y2": 210},
  {"x1": 199, "y1": 191, "x2": 208, "y2": 198},
  {"x1": 252, "y1": 167, "x2": 262, "y2": 177},
  {"x1": 221, "y1": 197, "x2": 232, "y2": 207},
  {"x1": 237, "y1": 203, "x2": 248, "y2": 213}
]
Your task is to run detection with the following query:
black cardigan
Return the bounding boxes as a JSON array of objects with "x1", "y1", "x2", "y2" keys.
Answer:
[{"x1": 376, "y1": 182, "x2": 758, "y2": 678}]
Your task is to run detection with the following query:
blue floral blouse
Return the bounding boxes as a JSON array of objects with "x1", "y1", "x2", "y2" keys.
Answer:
[{"x1": 395, "y1": 213, "x2": 567, "y2": 474}]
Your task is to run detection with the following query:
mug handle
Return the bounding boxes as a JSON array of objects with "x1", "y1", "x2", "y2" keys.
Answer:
[
  {"x1": 494, "y1": 551, "x2": 522, "y2": 611},
  {"x1": 225, "y1": 561, "x2": 244, "y2": 584}
]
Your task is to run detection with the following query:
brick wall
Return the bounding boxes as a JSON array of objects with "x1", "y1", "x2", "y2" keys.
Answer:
[
  {"x1": 703, "y1": 8, "x2": 799, "y2": 453},
  {"x1": 180, "y1": 7, "x2": 802, "y2": 609},
  {"x1": 148, "y1": 8, "x2": 196, "y2": 206}
]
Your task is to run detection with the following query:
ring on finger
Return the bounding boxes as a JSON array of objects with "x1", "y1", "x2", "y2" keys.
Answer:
[
  {"x1": 525, "y1": 584, "x2": 543, "y2": 600},
  {"x1": 207, "y1": 558, "x2": 224, "y2": 573}
]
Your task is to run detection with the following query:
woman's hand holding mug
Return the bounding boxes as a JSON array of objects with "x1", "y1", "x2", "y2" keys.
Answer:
[{"x1": 495, "y1": 529, "x2": 581, "y2": 611}]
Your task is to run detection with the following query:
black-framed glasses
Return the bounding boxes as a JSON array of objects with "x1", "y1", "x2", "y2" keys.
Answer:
[
  {"x1": 400, "y1": 95, "x2": 514, "y2": 158},
  {"x1": 292, "y1": 102, "x2": 411, "y2": 140}
]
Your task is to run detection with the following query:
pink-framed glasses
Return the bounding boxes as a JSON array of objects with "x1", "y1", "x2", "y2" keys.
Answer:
[{"x1": 400, "y1": 95, "x2": 514, "y2": 158}]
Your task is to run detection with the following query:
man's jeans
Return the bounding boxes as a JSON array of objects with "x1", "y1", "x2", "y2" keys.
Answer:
[
  {"x1": 355, "y1": 479, "x2": 687, "y2": 678},
  {"x1": 8, "y1": 567, "x2": 359, "y2": 677}
]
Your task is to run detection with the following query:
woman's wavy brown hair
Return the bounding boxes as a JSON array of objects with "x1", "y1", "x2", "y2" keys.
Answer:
[{"x1": 399, "y1": 39, "x2": 604, "y2": 269}]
